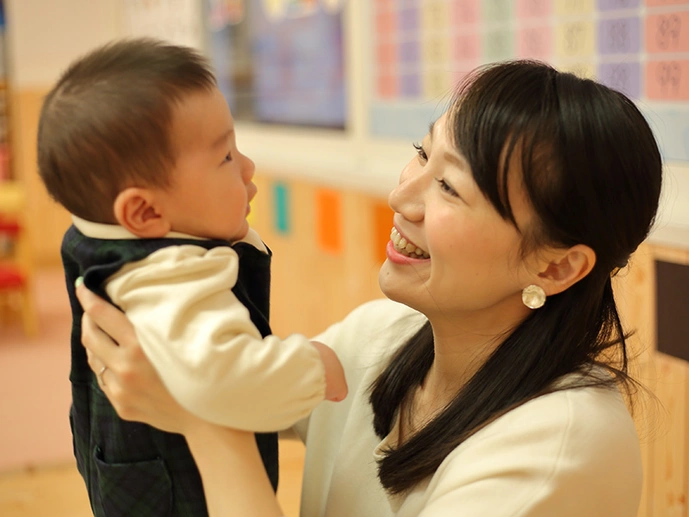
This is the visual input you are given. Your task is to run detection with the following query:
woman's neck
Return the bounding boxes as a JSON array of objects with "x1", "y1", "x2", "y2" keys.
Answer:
[
  {"x1": 398, "y1": 313, "x2": 522, "y2": 443},
  {"x1": 426, "y1": 312, "x2": 518, "y2": 391}
]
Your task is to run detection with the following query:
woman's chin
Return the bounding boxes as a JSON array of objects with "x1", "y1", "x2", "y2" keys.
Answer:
[{"x1": 378, "y1": 260, "x2": 415, "y2": 307}]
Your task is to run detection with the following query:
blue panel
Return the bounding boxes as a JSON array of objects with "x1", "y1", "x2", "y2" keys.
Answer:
[{"x1": 273, "y1": 182, "x2": 290, "y2": 235}]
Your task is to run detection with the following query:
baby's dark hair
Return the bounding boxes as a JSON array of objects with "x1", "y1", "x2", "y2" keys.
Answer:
[{"x1": 37, "y1": 38, "x2": 217, "y2": 223}]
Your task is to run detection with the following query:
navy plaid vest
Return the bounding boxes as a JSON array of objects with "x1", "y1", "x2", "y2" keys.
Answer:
[{"x1": 61, "y1": 225, "x2": 278, "y2": 517}]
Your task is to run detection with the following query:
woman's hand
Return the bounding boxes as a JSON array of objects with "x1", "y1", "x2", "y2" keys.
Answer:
[{"x1": 76, "y1": 280, "x2": 197, "y2": 434}]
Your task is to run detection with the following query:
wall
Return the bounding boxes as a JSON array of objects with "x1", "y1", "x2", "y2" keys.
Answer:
[
  {"x1": 4, "y1": 0, "x2": 120, "y2": 265},
  {"x1": 6, "y1": 1, "x2": 689, "y2": 265}
]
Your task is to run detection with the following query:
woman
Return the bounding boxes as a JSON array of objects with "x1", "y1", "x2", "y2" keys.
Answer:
[{"x1": 77, "y1": 60, "x2": 662, "y2": 516}]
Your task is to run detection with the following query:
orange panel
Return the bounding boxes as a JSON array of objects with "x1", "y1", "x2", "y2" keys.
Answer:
[
  {"x1": 373, "y1": 201, "x2": 394, "y2": 264},
  {"x1": 316, "y1": 189, "x2": 342, "y2": 254}
]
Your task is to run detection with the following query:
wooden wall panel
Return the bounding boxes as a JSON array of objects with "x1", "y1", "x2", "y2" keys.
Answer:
[
  {"x1": 9, "y1": 88, "x2": 71, "y2": 267},
  {"x1": 615, "y1": 244, "x2": 657, "y2": 517},
  {"x1": 251, "y1": 173, "x2": 384, "y2": 340},
  {"x1": 686, "y1": 374, "x2": 689, "y2": 517},
  {"x1": 650, "y1": 247, "x2": 689, "y2": 517},
  {"x1": 616, "y1": 243, "x2": 689, "y2": 517},
  {"x1": 651, "y1": 354, "x2": 687, "y2": 517}
]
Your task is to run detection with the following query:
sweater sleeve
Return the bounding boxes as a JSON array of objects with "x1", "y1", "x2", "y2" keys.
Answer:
[
  {"x1": 105, "y1": 244, "x2": 326, "y2": 432},
  {"x1": 293, "y1": 299, "x2": 422, "y2": 444}
]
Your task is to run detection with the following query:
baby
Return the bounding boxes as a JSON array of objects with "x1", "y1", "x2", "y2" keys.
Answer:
[{"x1": 37, "y1": 38, "x2": 346, "y2": 516}]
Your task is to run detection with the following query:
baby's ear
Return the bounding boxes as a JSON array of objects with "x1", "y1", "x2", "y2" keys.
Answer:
[
  {"x1": 113, "y1": 187, "x2": 171, "y2": 238},
  {"x1": 537, "y1": 244, "x2": 597, "y2": 296}
]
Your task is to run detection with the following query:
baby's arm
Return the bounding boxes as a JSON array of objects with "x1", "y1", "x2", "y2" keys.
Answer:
[{"x1": 105, "y1": 244, "x2": 347, "y2": 432}]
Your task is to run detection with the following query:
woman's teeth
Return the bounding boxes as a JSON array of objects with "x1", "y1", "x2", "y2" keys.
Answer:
[{"x1": 390, "y1": 228, "x2": 430, "y2": 259}]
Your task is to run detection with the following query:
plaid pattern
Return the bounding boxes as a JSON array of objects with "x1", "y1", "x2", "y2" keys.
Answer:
[{"x1": 62, "y1": 226, "x2": 279, "y2": 516}]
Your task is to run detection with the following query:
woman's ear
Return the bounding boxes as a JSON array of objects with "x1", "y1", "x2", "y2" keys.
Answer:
[
  {"x1": 113, "y1": 187, "x2": 171, "y2": 238},
  {"x1": 537, "y1": 244, "x2": 596, "y2": 296}
]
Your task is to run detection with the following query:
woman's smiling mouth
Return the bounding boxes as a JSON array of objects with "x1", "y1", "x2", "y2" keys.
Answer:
[{"x1": 390, "y1": 227, "x2": 430, "y2": 259}]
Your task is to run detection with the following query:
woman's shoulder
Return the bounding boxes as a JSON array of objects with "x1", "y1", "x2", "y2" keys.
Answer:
[
  {"x1": 485, "y1": 383, "x2": 639, "y2": 457},
  {"x1": 422, "y1": 384, "x2": 642, "y2": 516},
  {"x1": 466, "y1": 383, "x2": 640, "y2": 470}
]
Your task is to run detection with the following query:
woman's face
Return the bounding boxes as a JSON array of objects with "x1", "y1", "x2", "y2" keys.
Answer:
[{"x1": 379, "y1": 114, "x2": 539, "y2": 334}]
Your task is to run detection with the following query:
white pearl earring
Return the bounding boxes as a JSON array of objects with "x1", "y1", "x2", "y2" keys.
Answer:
[{"x1": 522, "y1": 284, "x2": 546, "y2": 309}]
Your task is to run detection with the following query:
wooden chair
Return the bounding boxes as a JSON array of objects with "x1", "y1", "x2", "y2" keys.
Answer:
[{"x1": 0, "y1": 182, "x2": 38, "y2": 336}]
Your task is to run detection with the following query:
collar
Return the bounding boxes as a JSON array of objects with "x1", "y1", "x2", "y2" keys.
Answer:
[
  {"x1": 70, "y1": 215, "x2": 267, "y2": 252},
  {"x1": 71, "y1": 215, "x2": 206, "y2": 241}
]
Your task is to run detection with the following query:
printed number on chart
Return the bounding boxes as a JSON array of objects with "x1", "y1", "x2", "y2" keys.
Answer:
[
  {"x1": 656, "y1": 61, "x2": 682, "y2": 96},
  {"x1": 656, "y1": 15, "x2": 681, "y2": 51}
]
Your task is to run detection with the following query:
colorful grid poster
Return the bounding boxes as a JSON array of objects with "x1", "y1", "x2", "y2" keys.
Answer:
[
  {"x1": 370, "y1": 0, "x2": 689, "y2": 163},
  {"x1": 208, "y1": 0, "x2": 345, "y2": 128}
]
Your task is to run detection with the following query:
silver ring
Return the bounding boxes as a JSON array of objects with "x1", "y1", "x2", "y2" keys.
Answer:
[{"x1": 97, "y1": 366, "x2": 107, "y2": 385}]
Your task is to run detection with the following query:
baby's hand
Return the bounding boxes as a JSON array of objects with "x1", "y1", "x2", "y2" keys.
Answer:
[{"x1": 310, "y1": 340, "x2": 348, "y2": 402}]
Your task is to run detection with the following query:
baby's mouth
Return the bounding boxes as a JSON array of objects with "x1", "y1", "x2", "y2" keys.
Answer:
[{"x1": 390, "y1": 227, "x2": 430, "y2": 259}]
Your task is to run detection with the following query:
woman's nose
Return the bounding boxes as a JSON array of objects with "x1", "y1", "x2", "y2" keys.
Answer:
[{"x1": 388, "y1": 160, "x2": 426, "y2": 222}]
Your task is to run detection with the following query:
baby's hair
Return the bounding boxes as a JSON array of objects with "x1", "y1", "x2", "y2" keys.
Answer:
[{"x1": 37, "y1": 38, "x2": 217, "y2": 223}]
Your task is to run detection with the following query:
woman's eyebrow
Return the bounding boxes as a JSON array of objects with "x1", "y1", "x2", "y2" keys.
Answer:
[
  {"x1": 428, "y1": 121, "x2": 435, "y2": 140},
  {"x1": 444, "y1": 151, "x2": 468, "y2": 171}
]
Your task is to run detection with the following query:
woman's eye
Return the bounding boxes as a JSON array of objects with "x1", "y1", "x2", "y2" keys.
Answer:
[
  {"x1": 412, "y1": 142, "x2": 428, "y2": 161},
  {"x1": 435, "y1": 177, "x2": 459, "y2": 197}
]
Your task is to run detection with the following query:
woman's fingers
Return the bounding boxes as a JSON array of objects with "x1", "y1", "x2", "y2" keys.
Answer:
[
  {"x1": 75, "y1": 281, "x2": 134, "y2": 411},
  {"x1": 74, "y1": 279, "x2": 195, "y2": 433},
  {"x1": 81, "y1": 310, "x2": 118, "y2": 364},
  {"x1": 75, "y1": 280, "x2": 137, "y2": 349},
  {"x1": 83, "y1": 345, "x2": 106, "y2": 381}
]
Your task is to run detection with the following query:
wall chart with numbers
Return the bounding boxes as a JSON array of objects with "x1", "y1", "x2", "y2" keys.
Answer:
[{"x1": 370, "y1": 0, "x2": 689, "y2": 163}]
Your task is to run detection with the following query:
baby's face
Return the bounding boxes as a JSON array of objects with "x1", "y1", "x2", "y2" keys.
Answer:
[{"x1": 157, "y1": 86, "x2": 257, "y2": 242}]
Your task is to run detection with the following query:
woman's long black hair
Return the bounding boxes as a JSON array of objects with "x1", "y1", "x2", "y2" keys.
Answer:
[{"x1": 369, "y1": 60, "x2": 663, "y2": 494}]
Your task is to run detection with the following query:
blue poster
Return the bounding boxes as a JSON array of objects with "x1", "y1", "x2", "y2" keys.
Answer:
[{"x1": 208, "y1": 0, "x2": 345, "y2": 128}]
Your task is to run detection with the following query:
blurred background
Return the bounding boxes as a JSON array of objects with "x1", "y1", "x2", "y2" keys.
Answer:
[{"x1": 0, "y1": 1, "x2": 688, "y2": 516}]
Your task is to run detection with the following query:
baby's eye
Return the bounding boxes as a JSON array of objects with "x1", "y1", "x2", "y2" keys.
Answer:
[
  {"x1": 435, "y1": 177, "x2": 459, "y2": 197},
  {"x1": 223, "y1": 152, "x2": 233, "y2": 163},
  {"x1": 412, "y1": 142, "x2": 428, "y2": 161}
]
